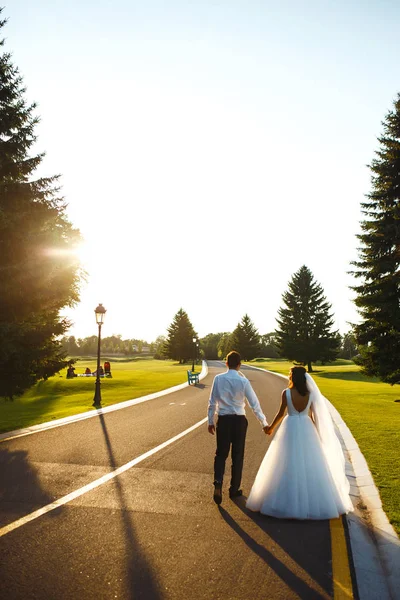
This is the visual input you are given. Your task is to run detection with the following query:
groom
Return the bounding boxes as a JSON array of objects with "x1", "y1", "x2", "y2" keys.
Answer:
[{"x1": 208, "y1": 351, "x2": 269, "y2": 504}]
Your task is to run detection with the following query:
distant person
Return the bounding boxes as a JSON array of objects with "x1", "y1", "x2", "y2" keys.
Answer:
[
  {"x1": 66, "y1": 365, "x2": 76, "y2": 378},
  {"x1": 93, "y1": 366, "x2": 104, "y2": 377},
  {"x1": 207, "y1": 350, "x2": 269, "y2": 505},
  {"x1": 104, "y1": 361, "x2": 111, "y2": 376},
  {"x1": 246, "y1": 366, "x2": 353, "y2": 519},
  {"x1": 85, "y1": 367, "x2": 91, "y2": 375}
]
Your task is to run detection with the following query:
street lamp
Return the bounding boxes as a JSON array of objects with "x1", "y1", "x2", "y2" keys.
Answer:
[
  {"x1": 192, "y1": 337, "x2": 197, "y2": 372},
  {"x1": 93, "y1": 303, "x2": 106, "y2": 408}
]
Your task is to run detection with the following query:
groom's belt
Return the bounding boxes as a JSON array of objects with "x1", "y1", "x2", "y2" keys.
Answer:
[{"x1": 218, "y1": 413, "x2": 246, "y2": 418}]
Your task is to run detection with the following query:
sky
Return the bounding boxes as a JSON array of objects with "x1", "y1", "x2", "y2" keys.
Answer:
[{"x1": 5, "y1": 1, "x2": 400, "y2": 342}]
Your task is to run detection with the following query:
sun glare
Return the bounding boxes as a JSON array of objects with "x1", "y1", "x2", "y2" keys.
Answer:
[{"x1": 72, "y1": 241, "x2": 106, "y2": 268}]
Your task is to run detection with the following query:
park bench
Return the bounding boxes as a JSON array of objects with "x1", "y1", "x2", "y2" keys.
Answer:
[{"x1": 187, "y1": 370, "x2": 199, "y2": 385}]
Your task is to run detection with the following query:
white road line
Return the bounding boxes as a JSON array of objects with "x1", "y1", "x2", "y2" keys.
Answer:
[{"x1": 0, "y1": 417, "x2": 208, "y2": 538}]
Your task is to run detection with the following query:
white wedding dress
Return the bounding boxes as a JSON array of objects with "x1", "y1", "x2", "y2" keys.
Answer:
[{"x1": 246, "y1": 379, "x2": 353, "y2": 520}]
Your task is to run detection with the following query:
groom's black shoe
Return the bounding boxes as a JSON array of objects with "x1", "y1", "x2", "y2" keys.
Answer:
[
  {"x1": 229, "y1": 489, "x2": 243, "y2": 499},
  {"x1": 213, "y1": 483, "x2": 222, "y2": 505}
]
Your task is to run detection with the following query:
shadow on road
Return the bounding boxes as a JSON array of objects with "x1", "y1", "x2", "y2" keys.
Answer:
[
  {"x1": 218, "y1": 501, "x2": 332, "y2": 600},
  {"x1": 98, "y1": 412, "x2": 164, "y2": 600},
  {"x1": 0, "y1": 446, "x2": 55, "y2": 526}
]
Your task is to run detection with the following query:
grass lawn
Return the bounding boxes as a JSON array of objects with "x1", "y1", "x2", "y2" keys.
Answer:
[
  {"x1": 0, "y1": 358, "x2": 201, "y2": 435},
  {"x1": 245, "y1": 358, "x2": 400, "y2": 536}
]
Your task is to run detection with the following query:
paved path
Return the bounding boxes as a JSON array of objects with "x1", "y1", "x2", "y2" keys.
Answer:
[{"x1": 0, "y1": 362, "x2": 356, "y2": 599}]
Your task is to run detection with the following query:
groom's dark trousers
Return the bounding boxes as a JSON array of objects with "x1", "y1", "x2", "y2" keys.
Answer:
[{"x1": 214, "y1": 414, "x2": 248, "y2": 492}]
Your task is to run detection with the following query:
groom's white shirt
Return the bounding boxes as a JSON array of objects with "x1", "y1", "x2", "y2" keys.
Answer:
[{"x1": 208, "y1": 369, "x2": 268, "y2": 427}]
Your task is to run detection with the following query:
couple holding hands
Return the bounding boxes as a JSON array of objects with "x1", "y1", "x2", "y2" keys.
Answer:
[{"x1": 207, "y1": 351, "x2": 353, "y2": 519}]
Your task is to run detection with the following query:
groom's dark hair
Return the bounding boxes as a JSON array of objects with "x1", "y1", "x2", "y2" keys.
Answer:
[{"x1": 226, "y1": 351, "x2": 241, "y2": 369}]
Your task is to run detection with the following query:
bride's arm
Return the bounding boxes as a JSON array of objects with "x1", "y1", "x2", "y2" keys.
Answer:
[{"x1": 266, "y1": 391, "x2": 287, "y2": 435}]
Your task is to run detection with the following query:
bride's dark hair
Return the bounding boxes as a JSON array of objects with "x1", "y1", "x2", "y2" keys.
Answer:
[{"x1": 289, "y1": 366, "x2": 308, "y2": 396}]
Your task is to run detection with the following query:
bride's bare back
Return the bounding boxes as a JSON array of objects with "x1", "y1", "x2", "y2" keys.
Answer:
[{"x1": 289, "y1": 387, "x2": 310, "y2": 413}]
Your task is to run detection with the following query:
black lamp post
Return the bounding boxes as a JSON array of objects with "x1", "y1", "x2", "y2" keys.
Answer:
[
  {"x1": 93, "y1": 303, "x2": 106, "y2": 408},
  {"x1": 192, "y1": 337, "x2": 197, "y2": 372}
]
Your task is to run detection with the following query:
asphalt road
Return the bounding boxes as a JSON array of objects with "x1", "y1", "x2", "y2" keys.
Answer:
[{"x1": 0, "y1": 362, "x2": 337, "y2": 600}]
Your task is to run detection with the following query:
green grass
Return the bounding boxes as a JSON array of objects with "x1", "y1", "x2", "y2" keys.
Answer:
[
  {"x1": 245, "y1": 359, "x2": 400, "y2": 536},
  {"x1": 0, "y1": 359, "x2": 200, "y2": 435}
]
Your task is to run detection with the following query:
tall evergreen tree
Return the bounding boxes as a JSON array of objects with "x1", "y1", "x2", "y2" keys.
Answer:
[
  {"x1": 232, "y1": 314, "x2": 261, "y2": 361},
  {"x1": 164, "y1": 308, "x2": 197, "y2": 363},
  {"x1": 275, "y1": 266, "x2": 340, "y2": 372},
  {"x1": 351, "y1": 94, "x2": 400, "y2": 385},
  {"x1": 0, "y1": 13, "x2": 82, "y2": 399}
]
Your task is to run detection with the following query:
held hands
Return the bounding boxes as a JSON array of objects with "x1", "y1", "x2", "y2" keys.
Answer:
[{"x1": 208, "y1": 424, "x2": 215, "y2": 435}]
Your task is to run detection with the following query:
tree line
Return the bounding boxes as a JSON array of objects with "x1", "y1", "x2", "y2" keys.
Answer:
[
  {"x1": 160, "y1": 266, "x2": 359, "y2": 372},
  {"x1": 60, "y1": 335, "x2": 154, "y2": 356},
  {"x1": 0, "y1": 11, "x2": 398, "y2": 399},
  {"x1": 60, "y1": 297, "x2": 358, "y2": 369}
]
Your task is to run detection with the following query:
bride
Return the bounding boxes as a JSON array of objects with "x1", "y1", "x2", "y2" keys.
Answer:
[{"x1": 246, "y1": 366, "x2": 353, "y2": 520}]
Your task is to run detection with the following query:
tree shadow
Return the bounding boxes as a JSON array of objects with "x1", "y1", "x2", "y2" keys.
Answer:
[
  {"x1": 97, "y1": 412, "x2": 164, "y2": 599},
  {"x1": 0, "y1": 446, "x2": 56, "y2": 526},
  {"x1": 315, "y1": 371, "x2": 381, "y2": 384},
  {"x1": 0, "y1": 447, "x2": 88, "y2": 600},
  {"x1": 0, "y1": 384, "x2": 67, "y2": 434},
  {"x1": 220, "y1": 498, "x2": 333, "y2": 599}
]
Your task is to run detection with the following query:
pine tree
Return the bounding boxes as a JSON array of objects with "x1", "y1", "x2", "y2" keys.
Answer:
[
  {"x1": 232, "y1": 314, "x2": 261, "y2": 361},
  {"x1": 351, "y1": 94, "x2": 400, "y2": 385},
  {"x1": 164, "y1": 308, "x2": 197, "y2": 363},
  {"x1": 0, "y1": 13, "x2": 82, "y2": 399},
  {"x1": 275, "y1": 266, "x2": 340, "y2": 372}
]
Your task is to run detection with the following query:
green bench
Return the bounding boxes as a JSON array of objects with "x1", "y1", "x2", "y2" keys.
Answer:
[{"x1": 187, "y1": 370, "x2": 200, "y2": 385}]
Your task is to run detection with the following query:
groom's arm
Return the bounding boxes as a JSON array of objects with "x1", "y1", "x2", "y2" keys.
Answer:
[
  {"x1": 244, "y1": 380, "x2": 268, "y2": 428},
  {"x1": 207, "y1": 377, "x2": 218, "y2": 434}
]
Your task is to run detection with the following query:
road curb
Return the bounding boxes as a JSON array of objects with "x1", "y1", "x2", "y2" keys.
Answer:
[
  {"x1": 243, "y1": 364, "x2": 400, "y2": 600},
  {"x1": 0, "y1": 361, "x2": 209, "y2": 443},
  {"x1": 328, "y1": 402, "x2": 400, "y2": 600}
]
